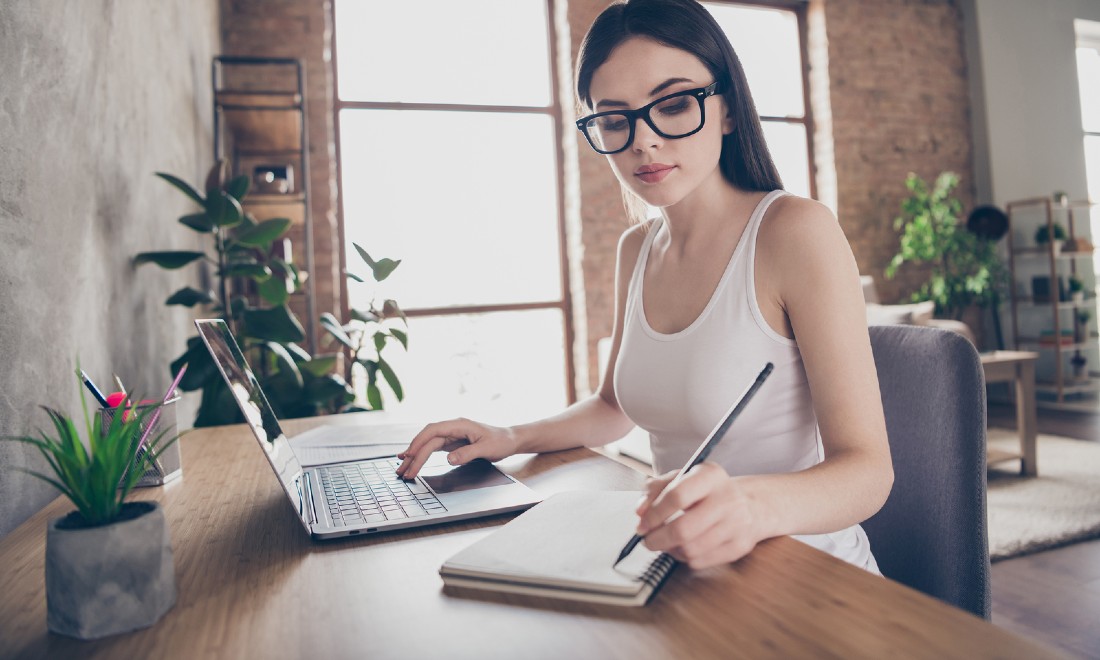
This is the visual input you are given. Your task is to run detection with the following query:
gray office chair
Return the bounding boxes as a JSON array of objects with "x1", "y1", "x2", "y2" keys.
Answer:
[{"x1": 862, "y1": 325, "x2": 991, "y2": 619}]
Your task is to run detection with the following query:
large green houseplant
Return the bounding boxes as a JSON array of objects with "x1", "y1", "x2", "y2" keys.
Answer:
[
  {"x1": 886, "y1": 171, "x2": 1007, "y2": 320},
  {"x1": 137, "y1": 160, "x2": 354, "y2": 426},
  {"x1": 139, "y1": 161, "x2": 408, "y2": 425},
  {"x1": 3, "y1": 368, "x2": 179, "y2": 639}
]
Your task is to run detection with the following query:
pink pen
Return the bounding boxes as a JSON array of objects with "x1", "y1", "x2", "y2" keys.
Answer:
[{"x1": 135, "y1": 363, "x2": 188, "y2": 455}]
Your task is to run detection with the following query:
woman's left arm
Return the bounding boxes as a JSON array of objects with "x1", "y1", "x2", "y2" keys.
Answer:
[{"x1": 638, "y1": 197, "x2": 894, "y2": 568}]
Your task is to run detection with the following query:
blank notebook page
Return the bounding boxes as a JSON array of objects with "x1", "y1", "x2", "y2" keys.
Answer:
[{"x1": 441, "y1": 490, "x2": 666, "y2": 596}]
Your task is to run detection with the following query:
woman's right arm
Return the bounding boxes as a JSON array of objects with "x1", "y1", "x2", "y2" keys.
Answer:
[{"x1": 395, "y1": 223, "x2": 648, "y2": 479}]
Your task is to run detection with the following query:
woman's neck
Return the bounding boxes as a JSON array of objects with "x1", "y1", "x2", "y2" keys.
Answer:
[{"x1": 659, "y1": 175, "x2": 760, "y2": 254}]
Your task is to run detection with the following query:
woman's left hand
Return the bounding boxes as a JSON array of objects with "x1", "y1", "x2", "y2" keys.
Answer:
[{"x1": 636, "y1": 462, "x2": 764, "y2": 569}]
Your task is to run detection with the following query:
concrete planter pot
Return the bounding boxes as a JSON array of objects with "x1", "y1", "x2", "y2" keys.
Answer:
[{"x1": 45, "y1": 501, "x2": 176, "y2": 640}]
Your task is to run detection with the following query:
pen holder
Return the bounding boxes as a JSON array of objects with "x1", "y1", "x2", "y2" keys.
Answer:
[{"x1": 97, "y1": 396, "x2": 182, "y2": 487}]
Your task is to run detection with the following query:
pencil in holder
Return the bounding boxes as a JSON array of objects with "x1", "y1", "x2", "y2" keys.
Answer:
[{"x1": 97, "y1": 395, "x2": 182, "y2": 487}]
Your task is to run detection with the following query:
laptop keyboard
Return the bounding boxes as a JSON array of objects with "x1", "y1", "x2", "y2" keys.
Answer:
[{"x1": 319, "y1": 459, "x2": 446, "y2": 528}]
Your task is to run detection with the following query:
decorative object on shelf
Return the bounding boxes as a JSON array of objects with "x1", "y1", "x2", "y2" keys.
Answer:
[
  {"x1": 136, "y1": 160, "x2": 353, "y2": 426},
  {"x1": 319, "y1": 243, "x2": 408, "y2": 411},
  {"x1": 1074, "y1": 308, "x2": 1092, "y2": 344},
  {"x1": 1053, "y1": 190, "x2": 1070, "y2": 207},
  {"x1": 1069, "y1": 277, "x2": 1086, "y2": 304},
  {"x1": 1063, "y1": 235, "x2": 1095, "y2": 254},
  {"x1": 1, "y1": 367, "x2": 180, "y2": 639},
  {"x1": 1034, "y1": 221, "x2": 1067, "y2": 255},
  {"x1": 886, "y1": 171, "x2": 1008, "y2": 323},
  {"x1": 1031, "y1": 276, "x2": 1057, "y2": 304},
  {"x1": 1071, "y1": 353, "x2": 1089, "y2": 381},
  {"x1": 252, "y1": 164, "x2": 294, "y2": 195}
]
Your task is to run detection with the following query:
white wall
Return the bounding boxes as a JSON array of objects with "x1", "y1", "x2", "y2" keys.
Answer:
[{"x1": 967, "y1": 0, "x2": 1100, "y2": 205}]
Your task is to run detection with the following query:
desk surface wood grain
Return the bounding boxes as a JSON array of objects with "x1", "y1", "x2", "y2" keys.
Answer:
[{"x1": 0, "y1": 415, "x2": 1064, "y2": 659}]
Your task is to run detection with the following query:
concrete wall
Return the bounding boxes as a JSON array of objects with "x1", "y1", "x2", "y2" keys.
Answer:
[{"x1": 0, "y1": 1, "x2": 220, "y2": 538}]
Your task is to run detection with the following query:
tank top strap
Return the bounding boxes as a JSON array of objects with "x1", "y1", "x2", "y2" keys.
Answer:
[{"x1": 626, "y1": 218, "x2": 664, "y2": 313}]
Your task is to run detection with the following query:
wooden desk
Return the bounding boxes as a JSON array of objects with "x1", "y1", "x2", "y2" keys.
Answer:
[
  {"x1": 0, "y1": 415, "x2": 1062, "y2": 659},
  {"x1": 981, "y1": 350, "x2": 1039, "y2": 475}
]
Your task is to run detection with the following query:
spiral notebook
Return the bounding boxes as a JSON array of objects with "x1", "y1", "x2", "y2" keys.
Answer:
[{"x1": 439, "y1": 490, "x2": 677, "y2": 606}]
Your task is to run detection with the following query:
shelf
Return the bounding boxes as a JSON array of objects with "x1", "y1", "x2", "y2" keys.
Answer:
[
  {"x1": 243, "y1": 193, "x2": 306, "y2": 204},
  {"x1": 1010, "y1": 248, "x2": 1095, "y2": 258},
  {"x1": 214, "y1": 91, "x2": 303, "y2": 108}
]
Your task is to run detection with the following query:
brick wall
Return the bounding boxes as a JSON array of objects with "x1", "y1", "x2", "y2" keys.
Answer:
[
  {"x1": 220, "y1": 0, "x2": 341, "y2": 352},
  {"x1": 820, "y1": 0, "x2": 973, "y2": 305}
]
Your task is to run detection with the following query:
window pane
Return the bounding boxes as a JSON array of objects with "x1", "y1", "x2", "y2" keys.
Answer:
[
  {"x1": 1077, "y1": 47, "x2": 1100, "y2": 133},
  {"x1": 360, "y1": 309, "x2": 568, "y2": 421},
  {"x1": 334, "y1": 0, "x2": 552, "y2": 107},
  {"x1": 340, "y1": 109, "x2": 563, "y2": 310},
  {"x1": 1085, "y1": 135, "x2": 1100, "y2": 203},
  {"x1": 762, "y1": 121, "x2": 811, "y2": 198},
  {"x1": 704, "y1": 3, "x2": 805, "y2": 118}
]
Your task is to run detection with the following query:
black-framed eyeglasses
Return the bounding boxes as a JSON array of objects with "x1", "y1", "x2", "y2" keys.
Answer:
[{"x1": 576, "y1": 82, "x2": 721, "y2": 155}]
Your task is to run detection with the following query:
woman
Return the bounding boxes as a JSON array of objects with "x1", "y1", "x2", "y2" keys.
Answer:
[{"x1": 398, "y1": 0, "x2": 892, "y2": 573}]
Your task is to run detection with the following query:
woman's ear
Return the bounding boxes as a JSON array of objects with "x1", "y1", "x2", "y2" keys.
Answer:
[{"x1": 722, "y1": 111, "x2": 735, "y2": 135}]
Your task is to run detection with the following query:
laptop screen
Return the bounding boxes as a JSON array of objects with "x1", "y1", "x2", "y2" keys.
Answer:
[{"x1": 195, "y1": 319, "x2": 310, "y2": 529}]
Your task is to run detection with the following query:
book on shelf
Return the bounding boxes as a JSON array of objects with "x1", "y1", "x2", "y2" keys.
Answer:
[
  {"x1": 439, "y1": 490, "x2": 677, "y2": 607},
  {"x1": 1038, "y1": 330, "x2": 1076, "y2": 346}
]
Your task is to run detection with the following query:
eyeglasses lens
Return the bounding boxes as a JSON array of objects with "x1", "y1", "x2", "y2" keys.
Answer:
[{"x1": 584, "y1": 92, "x2": 703, "y2": 154}]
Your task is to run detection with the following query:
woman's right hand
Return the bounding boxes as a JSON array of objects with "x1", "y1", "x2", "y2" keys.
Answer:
[{"x1": 395, "y1": 418, "x2": 520, "y2": 480}]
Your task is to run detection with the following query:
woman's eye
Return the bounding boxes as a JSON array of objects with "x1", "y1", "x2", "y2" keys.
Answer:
[
  {"x1": 657, "y1": 98, "x2": 690, "y2": 115},
  {"x1": 598, "y1": 116, "x2": 629, "y2": 132}
]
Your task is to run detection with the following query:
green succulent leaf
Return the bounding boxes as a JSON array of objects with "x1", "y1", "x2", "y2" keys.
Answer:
[
  {"x1": 155, "y1": 172, "x2": 205, "y2": 207},
  {"x1": 353, "y1": 243, "x2": 401, "y2": 282},
  {"x1": 166, "y1": 287, "x2": 216, "y2": 307},
  {"x1": 134, "y1": 251, "x2": 206, "y2": 269},
  {"x1": 234, "y1": 218, "x2": 292, "y2": 248}
]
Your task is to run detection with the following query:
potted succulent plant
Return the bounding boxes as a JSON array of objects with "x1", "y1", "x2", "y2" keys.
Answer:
[
  {"x1": 1069, "y1": 277, "x2": 1086, "y2": 304},
  {"x1": 2, "y1": 368, "x2": 180, "y2": 639}
]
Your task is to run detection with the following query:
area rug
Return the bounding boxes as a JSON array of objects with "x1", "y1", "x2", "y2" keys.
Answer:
[{"x1": 987, "y1": 428, "x2": 1100, "y2": 561}]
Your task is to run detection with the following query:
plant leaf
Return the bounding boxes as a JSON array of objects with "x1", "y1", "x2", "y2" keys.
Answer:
[
  {"x1": 346, "y1": 271, "x2": 365, "y2": 283},
  {"x1": 365, "y1": 381, "x2": 383, "y2": 410},
  {"x1": 222, "y1": 263, "x2": 272, "y2": 281},
  {"x1": 179, "y1": 213, "x2": 214, "y2": 233},
  {"x1": 242, "y1": 306, "x2": 305, "y2": 343},
  {"x1": 155, "y1": 172, "x2": 205, "y2": 207},
  {"x1": 226, "y1": 174, "x2": 250, "y2": 201},
  {"x1": 165, "y1": 287, "x2": 216, "y2": 307},
  {"x1": 371, "y1": 258, "x2": 401, "y2": 282},
  {"x1": 377, "y1": 357, "x2": 403, "y2": 400},
  {"x1": 390, "y1": 328, "x2": 408, "y2": 350},
  {"x1": 258, "y1": 275, "x2": 289, "y2": 306},
  {"x1": 303, "y1": 374, "x2": 353, "y2": 405},
  {"x1": 133, "y1": 251, "x2": 206, "y2": 269},
  {"x1": 299, "y1": 354, "x2": 338, "y2": 377},
  {"x1": 265, "y1": 342, "x2": 304, "y2": 390},
  {"x1": 234, "y1": 218, "x2": 292, "y2": 248},
  {"x1": 320, "y1": 312, "x2": 355, "y2": 349},
  {"x1": 350, "y1": 308, "x2": 379, "y2": 323},
  {"x1": 204, "y1": 159, "x2": 229, "y2": 194},
  {"x1": 205, "y1": 190, "x2": 243, "y2": 227}
]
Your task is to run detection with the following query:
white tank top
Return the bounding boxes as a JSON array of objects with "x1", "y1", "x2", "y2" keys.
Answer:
[{"x1": 614, "y1": 190, "x2": 879, "y2": 573}]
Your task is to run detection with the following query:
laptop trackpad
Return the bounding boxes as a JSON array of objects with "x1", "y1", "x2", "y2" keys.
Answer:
[{"x1": 420, "y1": 459, "x2": 513, "y2": 494}]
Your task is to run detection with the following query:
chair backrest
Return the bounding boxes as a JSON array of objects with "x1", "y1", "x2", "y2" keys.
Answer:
[{"x1": 863, "y1": 325, "x2": 991, "y2": 619}]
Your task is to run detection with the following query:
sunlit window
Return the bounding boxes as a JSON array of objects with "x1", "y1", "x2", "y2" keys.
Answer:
[
  {"x1": 334, "y1": 0, "x2": 569, "y2": 418},
  {"x1": 705, "y1": 2, "x2": 813, "y2": 198}
]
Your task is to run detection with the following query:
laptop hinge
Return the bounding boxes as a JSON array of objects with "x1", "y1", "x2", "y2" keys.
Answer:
[{"x1": 300, "y1": 471, "x2": 318, "y2": 526}]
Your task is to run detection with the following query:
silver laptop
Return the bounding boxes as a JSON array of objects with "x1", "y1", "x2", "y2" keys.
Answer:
[{"x1": 194, "y1": 319, "x2": 543, "y2": 540}]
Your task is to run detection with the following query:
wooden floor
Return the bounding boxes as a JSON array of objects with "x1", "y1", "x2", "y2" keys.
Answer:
[{"x1": 987, "y1": 401, "x2": 1100, "y2": 658}]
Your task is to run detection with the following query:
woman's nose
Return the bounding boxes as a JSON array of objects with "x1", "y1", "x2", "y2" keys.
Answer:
[{"x1": 631, "y1": 116, "x2": 663, "y2": 152}]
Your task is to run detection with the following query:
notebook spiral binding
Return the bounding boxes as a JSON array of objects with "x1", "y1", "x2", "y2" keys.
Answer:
[{"x1": 639, "y1": 553, "x2": 677, "y2": 588}]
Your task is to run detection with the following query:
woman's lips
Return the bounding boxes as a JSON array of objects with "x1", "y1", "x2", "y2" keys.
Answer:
[{"x1": 634, "y1": 163, "x2": 675, "y2": 184}]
